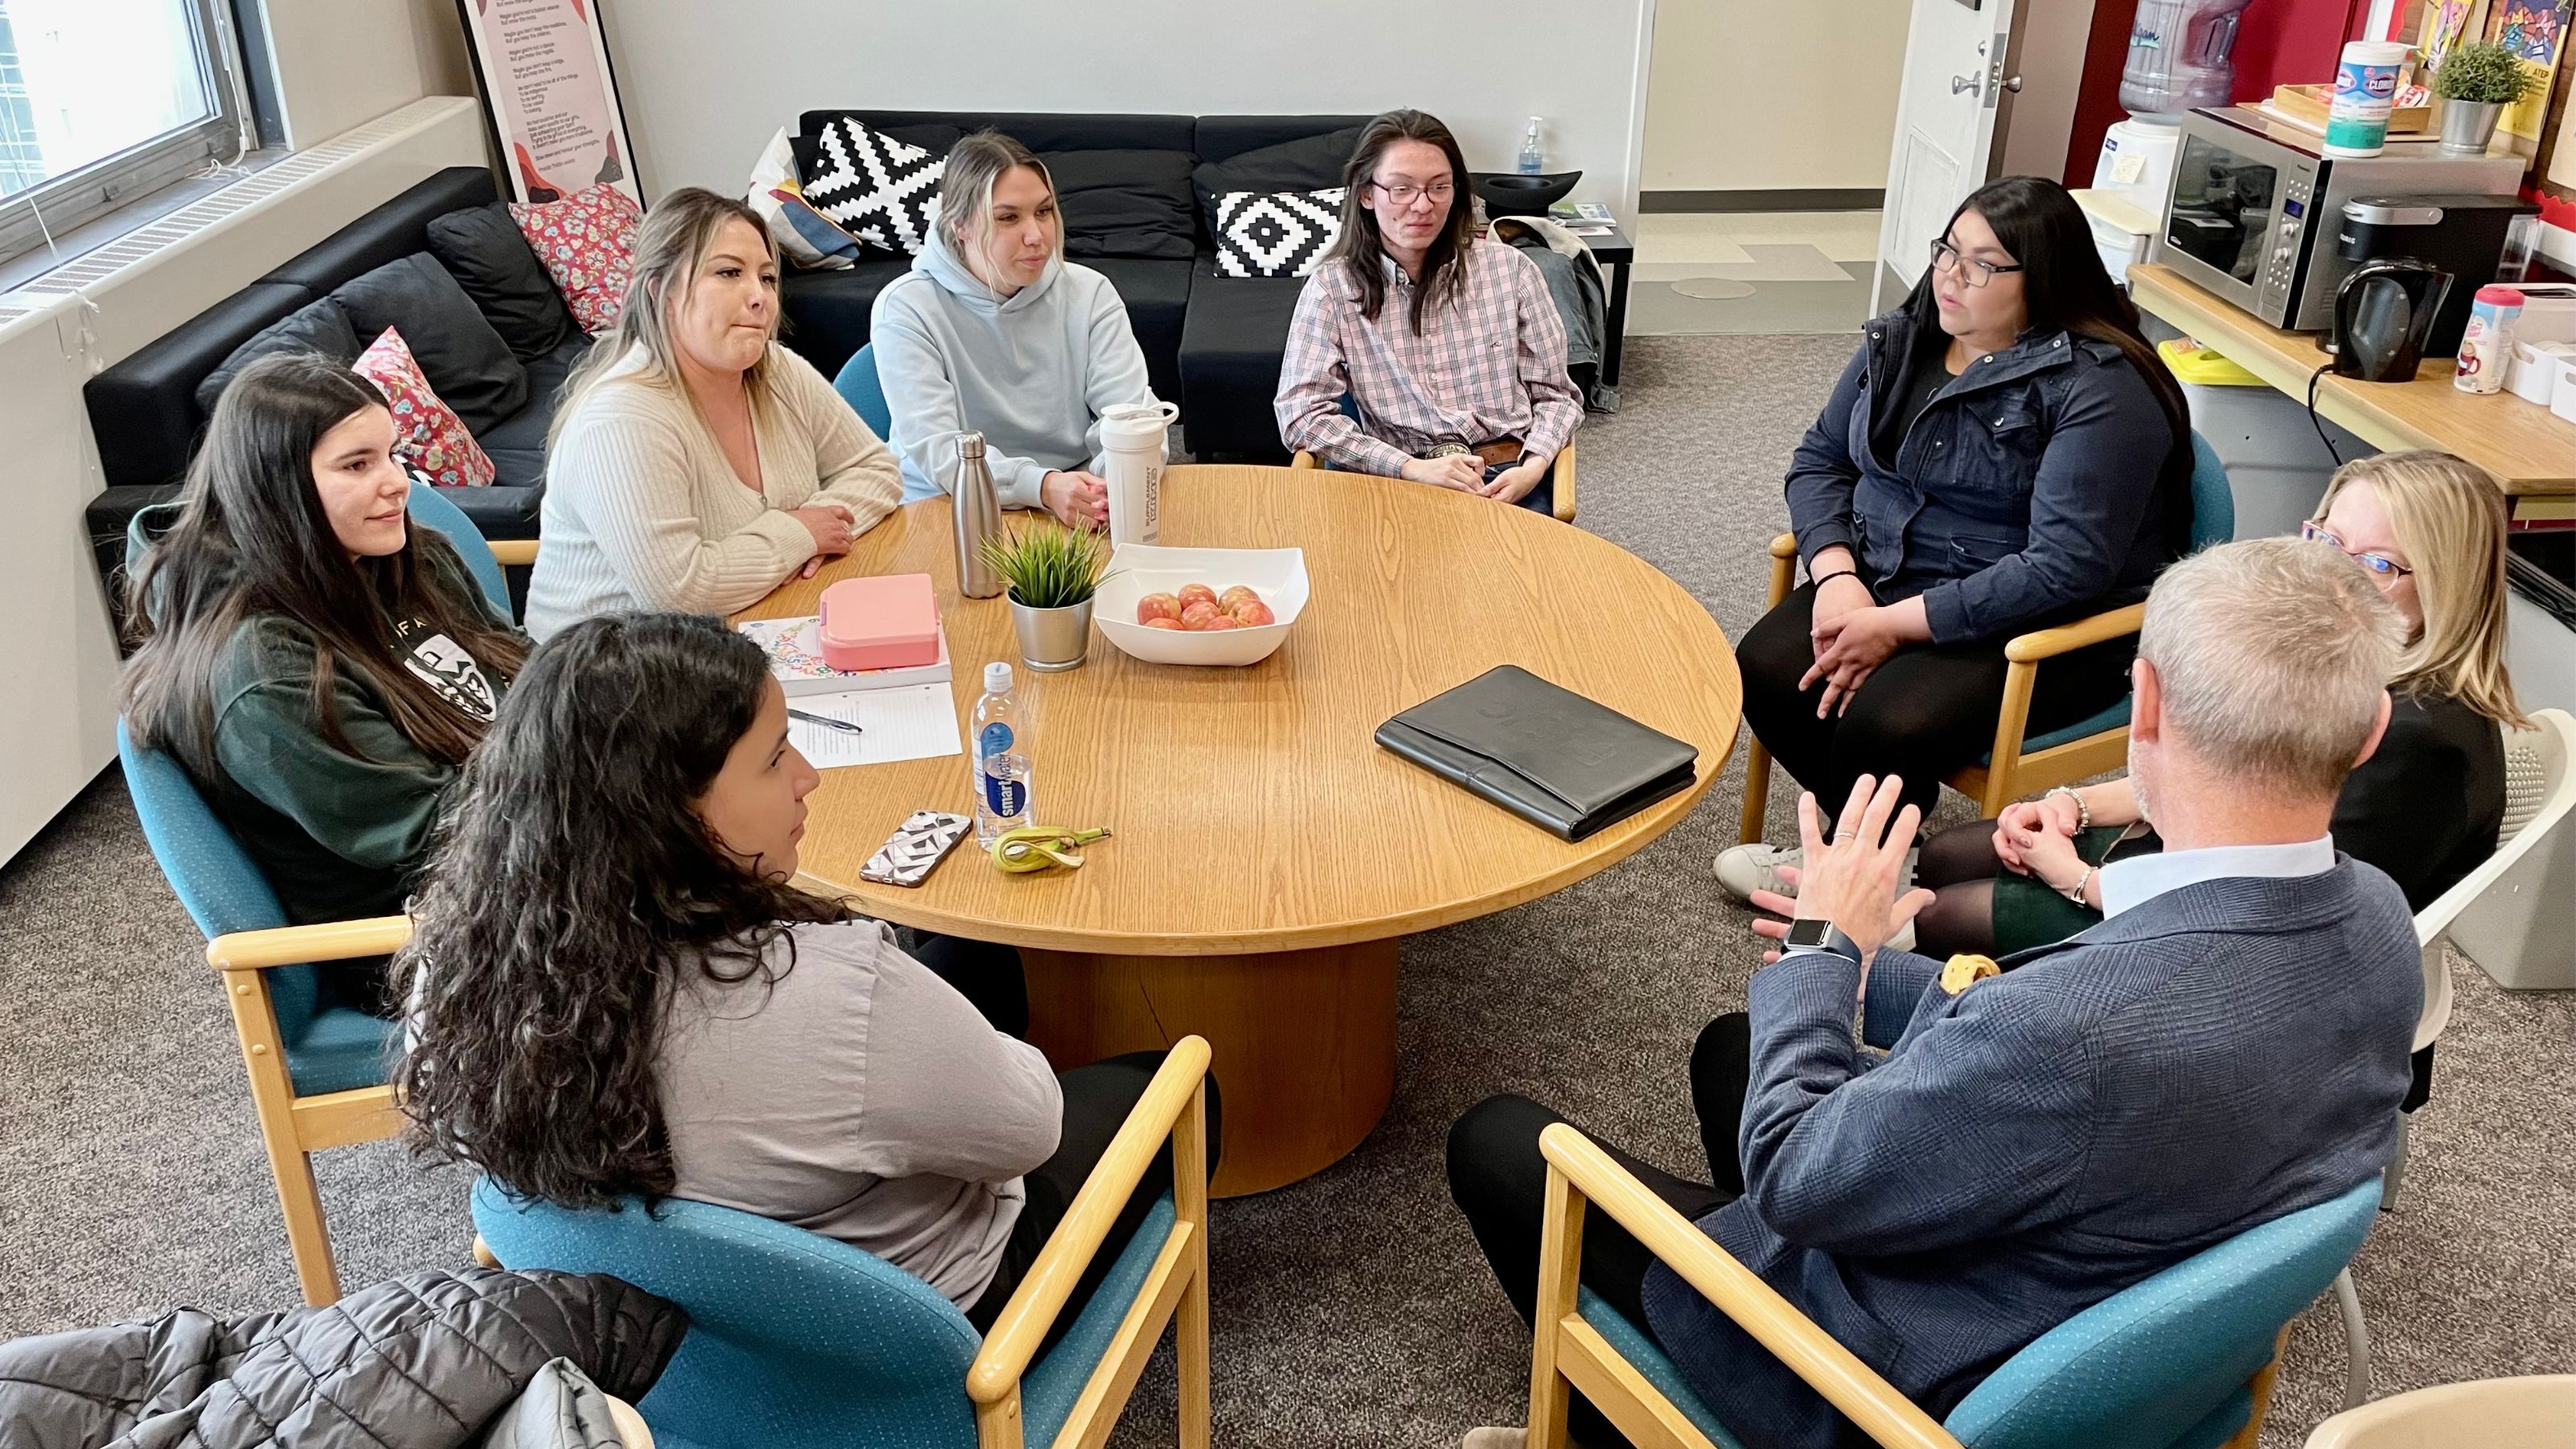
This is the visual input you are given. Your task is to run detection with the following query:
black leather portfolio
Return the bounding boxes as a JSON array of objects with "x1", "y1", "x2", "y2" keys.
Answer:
[{"x1": 1375, "y1": 666, "x2": 1699, "y2": 840}]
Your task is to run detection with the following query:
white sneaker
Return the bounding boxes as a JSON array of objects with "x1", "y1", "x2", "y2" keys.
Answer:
[
  {"x1": 1713, "y1": 844, "x2": 1800, "y2": 902},
  {"x1": 1461, "y1": 1431, "x2": 1526, "y2": 1449}
]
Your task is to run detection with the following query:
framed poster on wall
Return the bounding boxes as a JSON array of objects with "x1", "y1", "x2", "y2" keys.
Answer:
[{"x1": 457, "y1": 0, "x2": 642, "y2": 205}]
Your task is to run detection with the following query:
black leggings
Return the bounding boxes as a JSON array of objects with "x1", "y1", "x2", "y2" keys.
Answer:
[
  {"x1": 966, "y1": 1051, "x2": 1224, "y2": 1352},
  {"x1": 1447, "y1": 1015, "x2": 1751, "y2": 1447},
  {"x1": 1737, "y1": 583, "x2": 2137, "y2": 818}
]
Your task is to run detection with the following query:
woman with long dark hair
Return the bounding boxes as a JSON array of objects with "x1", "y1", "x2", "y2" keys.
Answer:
[
  {"x1": 1274, "y1": 109, "x2": 1582, "y2": 513},
  {"x1": 122, "y1": 353, "x2": 529, "y2": 1004},
  {"x1": 398, "y1": 613, "x2": 1215, "y2": 1328},
  {"x1": 1715, "y1": 175, "x2": 2193, "y2": 898}
]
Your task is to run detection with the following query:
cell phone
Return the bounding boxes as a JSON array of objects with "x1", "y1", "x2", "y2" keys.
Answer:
[{"x1": 858, "y1": 811, "x2": 974, "y2": 887}]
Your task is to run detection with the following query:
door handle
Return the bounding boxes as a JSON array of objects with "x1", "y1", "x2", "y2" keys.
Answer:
[
  {"x1": 2000, "y1": 76, "x2": 2023, "y2": 93},
  {"x1": 1951, "y1": 73, "x2": 1981, "y2": 95}
]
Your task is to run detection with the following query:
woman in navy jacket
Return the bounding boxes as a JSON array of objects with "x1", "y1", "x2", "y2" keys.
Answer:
[{"x1": 1719, "y1": 175, "x2": 2191, "y2": 893}]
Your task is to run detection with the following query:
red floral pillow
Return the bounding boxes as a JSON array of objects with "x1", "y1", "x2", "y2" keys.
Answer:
[
  {"x1": 353, "y1": 327, "x2": 496, "y2": 487},
  {"x1": 510, "y1": 183, "x2": 641, "y2": 334}
]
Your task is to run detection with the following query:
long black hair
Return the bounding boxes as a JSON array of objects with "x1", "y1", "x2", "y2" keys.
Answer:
[
  {"x1": 121, "y1": 352, "x2": 527, "y2": 777},
  {"x1": 1322, "y1": 109, "x2": 1479, "y2": 333},
  {"x1": 395, "y1": 612, "x2": 842, "y2": 1208},
  {"x1": 1914, "y1": 175, "x2": 2191, "y2": 469}
]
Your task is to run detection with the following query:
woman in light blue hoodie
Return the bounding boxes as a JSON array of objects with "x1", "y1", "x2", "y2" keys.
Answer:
[{"x1": 870, "y1": 130, "x2": 1163, "y2": 528}]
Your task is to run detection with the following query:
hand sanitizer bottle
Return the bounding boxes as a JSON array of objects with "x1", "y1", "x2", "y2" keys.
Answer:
[
  {"x1": 1517, "y1": 118, "x2": 1545, "y2": 175},
  {"x1": 972, "y1": 661, "x2": 1032, "y2": 847}
]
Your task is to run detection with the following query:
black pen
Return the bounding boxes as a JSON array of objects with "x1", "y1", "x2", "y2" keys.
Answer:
[{"x1": 788, "y1": 708, "x2": 864, "y2": 737}]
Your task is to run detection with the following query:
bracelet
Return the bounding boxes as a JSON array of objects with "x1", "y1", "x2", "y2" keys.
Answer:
[
  {"x1": 1811, "y1": 569, "x2": 1863, "y2": 590},
  {"x1": 2046, "y1": 785, "x2": 2091, "y2": 832},
  {"x1": 2060, "y1": 864, "x2": 2095, "y2": 906}
]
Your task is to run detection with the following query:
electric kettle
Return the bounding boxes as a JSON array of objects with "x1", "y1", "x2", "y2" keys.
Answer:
[{"x1": 2331, "y1": 258, "x2": 2455, "y2": 383}]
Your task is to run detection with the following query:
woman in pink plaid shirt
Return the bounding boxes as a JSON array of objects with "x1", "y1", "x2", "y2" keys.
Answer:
[{"x1": 1274, "y1": 109, "x2": 1583, "y2": 514}]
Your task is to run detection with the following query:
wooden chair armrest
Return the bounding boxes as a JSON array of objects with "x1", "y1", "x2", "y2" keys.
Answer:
[
  {"x1": 1768, "y1": 531, "x2": 1798, "y2": 560},
  {"x1": 1290, "y1": 450, "x2": 1319, "y2": 470},
  {"x1": 1538, "y1": 1125, "x2": 1961, "y2": 1449},
  {"x1": 604, "y1": 1394, "x2": 654, "y2": 1449},
  {"x1": 2003, "y1": 603, "x2": 2145, "y2": 664},
  {"x1": 1552, "y1": 440, "x2": 1577, "y2": 523},
  {"x1": 1764, "y1": 532, "x2": 1800, "y2": 611},
  {"x1": 208, "y1": 915, "x2": 413, "y2": 972},
  {"x1": 485, "y1": 539, "x2": 539, "y2": 568},
  {"x1": 966, "y1": 1035, "x2": 1213, "y2": 1404}
]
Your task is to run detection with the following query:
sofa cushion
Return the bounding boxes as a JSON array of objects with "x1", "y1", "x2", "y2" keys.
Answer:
[
  {"x1": 512, "y1": 183, "x2": 642, "y2": 335},
  {"x1": 262, "y1": 167, "x2": 498, "y2": 292},
  {"x1": 194, "y1": 295, "x2": 362, "y2": 419},
  {"x1": 353, "y1": 326, "x2": 496, "y2": 487},
  {"x1": 800, "y1": 113, "x2": 1191, "y2": 155},
  {"x1": 427, "y1": 202, "x2": 580, "y2": 361},
  {"x1": 800, "y1": 118, "x2": 950, "y2": 257},
  {"x1": 1212, "y1": 188, "x2": 1345, "y2": 279},
  {"x1": 331, "y1": 254, "x2": 530, "y2": 434},
  {"x1": 1178, "y1": 257, "x2": 1307, "y2": 459},
  {"x1": 479, "y1": 334, "x2": 595, "y2": 491},
  {"x1": 778, "y1": 257, "x2": 919, "y2": 378},
  {"x1": 1192, "y1": 127, "x2": 1364, "y2": 225},
  {"x1": 1042, "y1": 149, "x2": 1198, "y2": 261},
  {"x1": 1080, "y1": 258, "x2": 1191, "y2": 410}
]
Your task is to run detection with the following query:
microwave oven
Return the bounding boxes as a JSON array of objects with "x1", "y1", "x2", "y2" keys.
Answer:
[{"x1": 2151, "y1": 107, "x2": 2524, "y2": 333}]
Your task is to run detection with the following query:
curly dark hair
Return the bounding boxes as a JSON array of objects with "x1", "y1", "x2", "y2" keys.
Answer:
[{"x1": 394, "y1": 612, "x2": 841, "y2": 1208}]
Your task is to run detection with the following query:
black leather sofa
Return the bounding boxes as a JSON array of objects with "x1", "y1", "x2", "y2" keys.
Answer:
[
  {"x1": 84, "y1": 166, "x2": 580, "y2": 598},
  {"x1": 777, "y1": 111, "x2": 1368, "y2": 461}
]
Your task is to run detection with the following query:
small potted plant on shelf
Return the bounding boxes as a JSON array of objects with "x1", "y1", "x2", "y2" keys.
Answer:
[
  {"x1": 982, "y1": 521, "x2": 1113, "y2": 672},
  {"x1": 2432, "y1": 39, "x2": 2545, "y2": 155}
]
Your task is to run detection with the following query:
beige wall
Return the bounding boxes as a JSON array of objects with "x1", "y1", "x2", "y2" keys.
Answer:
[
  {"x1": 1641, "y1": 0, "x2": 1910, "y2": 195},
  {"x1": 259, "y1": 0, "x2": 474, "y2": 150}
]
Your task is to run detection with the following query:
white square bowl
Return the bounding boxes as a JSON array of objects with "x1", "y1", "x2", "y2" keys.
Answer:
[{"x1": 1094, "y1": 544, "x2": 1310, "y2": 667}]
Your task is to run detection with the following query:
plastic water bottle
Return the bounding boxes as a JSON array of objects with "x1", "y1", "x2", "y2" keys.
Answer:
[
  {"x1": 972, "y1": 661, "x2": 1032, "y2": 847},
  {"x1": 1517, "y1": 118, "x2": 1544, "y2": 175}
]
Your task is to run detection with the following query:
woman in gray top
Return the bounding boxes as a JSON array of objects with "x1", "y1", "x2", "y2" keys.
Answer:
[{"x1": 398, "y1": 613, "x2": 1215, "y2": 1327}]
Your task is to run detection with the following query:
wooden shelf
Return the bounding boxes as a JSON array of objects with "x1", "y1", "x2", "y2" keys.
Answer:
[{"x1": 2128, "y1": 262, "x2": 2576, "y2": 497}]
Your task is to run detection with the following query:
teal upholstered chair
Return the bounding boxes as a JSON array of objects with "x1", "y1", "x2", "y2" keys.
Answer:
[
  {"x1": 474, "y1": 1038, "x2": 1216, "y2": 1449},
  {"x1": 1524, "y1": 1123, "x2": 2383, "y2": 1449},
  {"x1": 119, "y1": 485, "x2": 520, "y2": 1304},
  {"x1": 832, "y1": 341, "x2": 893, "y2": 439},
  {"x1": 1741, "y1": 431, "x2": 2232, "y2": 840}
]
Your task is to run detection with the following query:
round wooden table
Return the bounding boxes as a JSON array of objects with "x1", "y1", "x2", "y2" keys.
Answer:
[{"x1": 740, "y1": 464, "x2": 1740, "y2": 1195}]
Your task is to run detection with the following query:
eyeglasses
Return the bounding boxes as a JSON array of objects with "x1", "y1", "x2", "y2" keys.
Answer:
[
  {"x1": 2301, "y1": 522, "x2": 2415, "y2": 578},
  {"x1": 1370, "y1": 180, "x2": 1455, "y2": 208},
  {"x1": 1929, "y1": 237, "x2": 2025, "y2": 288}
]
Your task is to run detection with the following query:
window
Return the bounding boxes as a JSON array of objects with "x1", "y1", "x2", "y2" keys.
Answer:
[{"x1": 0, "y1": 0, "x2": 246, "y2": 266}]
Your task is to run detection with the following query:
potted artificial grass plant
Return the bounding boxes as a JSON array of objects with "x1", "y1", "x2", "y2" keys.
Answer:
[
  {"x1": 2434, "y1": 40, "x2": 2545, "y2": 154},
  {"x1": 982, "y1": 520, "x2": 1113, "y2": 671}
]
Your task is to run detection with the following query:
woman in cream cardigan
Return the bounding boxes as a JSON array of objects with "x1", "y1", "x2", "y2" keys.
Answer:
[{"x1": 526, "y1": 188, "x2": 900, "y2": 638}]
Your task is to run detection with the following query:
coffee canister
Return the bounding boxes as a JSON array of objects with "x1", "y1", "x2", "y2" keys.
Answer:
[
  {"x1": 2326, "y1": 41, "x2": 2410, "y2": 157},
  {"x1": 2457, "y1": 285, "x2": 2525, "y2": 396}
]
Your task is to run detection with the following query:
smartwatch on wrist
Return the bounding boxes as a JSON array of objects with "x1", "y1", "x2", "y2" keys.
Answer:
[{"x1": 1781, "y1": 919, "x2": 1865, "y2": 966}]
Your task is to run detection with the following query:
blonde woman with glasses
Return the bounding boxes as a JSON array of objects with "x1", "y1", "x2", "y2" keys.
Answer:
[
  {"x1": 1888, "y1": 448, "x2": 2527, "y2": 962},
  {"x1": 527, "y1": 188, "x2": 901, "y2": 638}
]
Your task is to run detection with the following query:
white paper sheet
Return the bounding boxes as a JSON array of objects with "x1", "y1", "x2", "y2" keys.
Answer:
[{"x1": 783, "y1": 684, "x2": 963, "y2": 769}]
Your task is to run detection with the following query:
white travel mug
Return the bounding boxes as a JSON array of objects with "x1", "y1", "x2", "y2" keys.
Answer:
[{"x1": 1100, "y1": 400, "x2": 1179, "y2": 547}]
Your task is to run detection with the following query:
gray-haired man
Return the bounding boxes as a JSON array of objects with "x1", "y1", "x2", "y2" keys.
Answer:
[{"x1": 1449, "y1": 537, "x2": 2422, "y2": 1449}]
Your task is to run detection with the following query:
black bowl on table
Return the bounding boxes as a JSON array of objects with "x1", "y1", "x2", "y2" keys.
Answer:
[{"x1": 1471, "y1": 171, "x2": 1582, "y2": 217}]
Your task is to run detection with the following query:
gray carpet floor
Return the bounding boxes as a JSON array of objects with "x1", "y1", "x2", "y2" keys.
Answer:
[{"x1": 3, "y1": 333, "x2": 2570, "y2": 1447}]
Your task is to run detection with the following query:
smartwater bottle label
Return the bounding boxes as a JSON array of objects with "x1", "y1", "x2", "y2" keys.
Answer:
[
  {"x1": 984, "y1": 772, "x2": 1026, "y2": 818},
  {"x1": 980, "y1": 722, "x2": 1013, "y2": 756}
]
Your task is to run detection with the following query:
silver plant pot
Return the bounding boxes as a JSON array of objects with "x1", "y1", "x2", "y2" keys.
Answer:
[
  {"x1": 2438, "y1": 98, "x2": 2505, "y2": 155},
  {"x1": 1009, "y1": 595, "x2": 1094, "y2": 672}
]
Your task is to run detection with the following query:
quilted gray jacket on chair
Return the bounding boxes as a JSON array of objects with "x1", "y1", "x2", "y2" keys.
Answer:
[{"x1": 0, "y1": 1268, "x2": 687, "y2": 1449}]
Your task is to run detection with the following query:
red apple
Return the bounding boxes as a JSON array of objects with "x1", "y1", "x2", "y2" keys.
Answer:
[
  {"x1": 1180, "y1": 601, "x2": 1224, "y2": 630},
  {"x1": 1219, "y1": 585, "x2": 1261, "y2": 614},
  {"x1": 1199, "y1": 615, "x2": 1241, "y2": 630},
  {"x1": 1136, "y1": 592, "x2": 1183, "y2": 625},
  {"x1": 1230, "y1": 600, "x2": 1276, "y2": 627},
  {"x1": 1178, "y1": 583, "x2": 1219, "y2": 611},
  {"x1": 1143, "y1": 617, "x2": 1185, "y2": 630}
]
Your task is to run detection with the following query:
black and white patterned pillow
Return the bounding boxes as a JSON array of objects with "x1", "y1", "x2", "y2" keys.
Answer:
[
  {"x1": 1212, "y1": 188, "x2": 1344, "y2": 279},
  {"x1": 802, "y1": 118, "x2": 947, "y2": 254}
]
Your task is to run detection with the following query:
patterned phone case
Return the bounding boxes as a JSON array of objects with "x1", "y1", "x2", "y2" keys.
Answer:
[{"x1": 859, "y1": 811, "x2": 974, "y2": 887}]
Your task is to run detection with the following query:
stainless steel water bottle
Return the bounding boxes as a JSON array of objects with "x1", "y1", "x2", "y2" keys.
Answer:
[{"x1": 953, "y1": 431, "x2": 1003, "y2": 599}]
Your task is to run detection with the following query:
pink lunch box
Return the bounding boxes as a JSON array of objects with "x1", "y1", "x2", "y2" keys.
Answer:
[{"x1": 818, "y1": 574, "x2": 940, "y2": 671}]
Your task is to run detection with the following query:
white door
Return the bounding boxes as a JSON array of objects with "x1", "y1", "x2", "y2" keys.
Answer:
[{"x1": 1873, "y1": 0, "x2": 2026, "y2": 314}]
